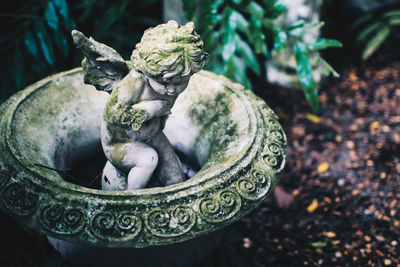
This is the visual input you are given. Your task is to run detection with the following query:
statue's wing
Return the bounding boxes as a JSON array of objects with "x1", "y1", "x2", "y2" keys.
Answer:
[{"x1": 71, "y1": 30, "x2": 130, "y2": 93}]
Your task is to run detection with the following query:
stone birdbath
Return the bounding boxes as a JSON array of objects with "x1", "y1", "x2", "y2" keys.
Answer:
[{"x1": 0, "y1": 21, "x2": 286, "y2": 266}]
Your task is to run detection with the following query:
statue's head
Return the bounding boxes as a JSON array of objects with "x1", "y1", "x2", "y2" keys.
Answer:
[{"x1": 131, "y1": 20, "x2": 209, "y2": 83}]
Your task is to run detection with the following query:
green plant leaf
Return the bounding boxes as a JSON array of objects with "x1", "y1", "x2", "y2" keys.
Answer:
[
  {"x1": 53, "y1": 0, "x2": 75, "y2": 30},
  {"x1": 24, "y1": 31, "x2": 38, "y2": 56},
  {"x1": 232, "y1": 55, "x2": 251, "y2": 89},
  {"x1": 225, "y1": 56, "x2": 236, "y2": 78},
  {"x1": 356, "y1": 21, "x2": 381, "y2": 44},
  {"x1": 243, "y1": 1, "x2": 264, "y2": 19},
  {"x1": 294, "y1": 41, "x2": 319, "y2": 112},
  {"x1": 235, "y1": 35, "x2": 260, "y2": 75},
  {"x1": 389, "y1": 17, "x2": 400, "y2": 25},
  {"x1": 361, "y1": 26, "x2": 391, "y2": 60},
  {"x1": 305, "y1": 21, "x2": 325, "y2": 30},
  {"x1": 249, "y1": 16, "x2": 267, "y2": 55},
  {"x1": 79, "y1": 0, "x2": 96, "y2": 22},
  {"x1": 203, "y1": 30, "x2": 220, "y2": 51},
  {"x1": 350, "y1": 14, "x2": 374, "y2": 31},
  {"x1": 383, "y1": 10, "x2": 400, "y2": 18},
  {"x1": 95, "y1": 0, "x2": 130, "y2": 34},
  {"x1": 34, "y1": 22, "x2": 55, "y2": 66},
  {"x1": 273, "y1": 28, "x2": 287, "y2": 50},
  {"x1": 234, "y1": 10, "x2": 249, "y2": 35},
  {"x1": 288, "y1": 20, "x2": 305, "y2": 30},
  {"x1": 264, "y1": 1, "x2": 286, "y2": 19},
  {"x1": 44, "y1": 1, "x2": 59, "y2": 30},
  {"x1": 45, "y1": 0, "x2": 68, "y2": 57},
  {"x1": 312, "y1": 241, "x2": 327, "y2": 248},
  {"x1": 198, "y1": 0, "x2": 223, "y2": 37},
  {"x1": 307, "y1": 38, "x2": 343, "y2": 51},
  {"x1": 316, "y1": 56, "x2": 340, "y2": 78},
  {"x1": 222, "y1": 9, "x2": 237, "y2": 62},
  {"x1": 289, "y1": 21, "x2": 325, "y2": 37},
  {"x1": 183, "y1": 0, "x2": 197, "y2": 21}
]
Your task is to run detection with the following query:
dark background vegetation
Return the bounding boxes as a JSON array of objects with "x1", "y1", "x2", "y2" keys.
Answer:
[
  {"x1": 0, "y1": 0, "x2": 162, "y2": 101},
  {"x1": 1, "y1": 0, "x2": 400, "y2": 266}
]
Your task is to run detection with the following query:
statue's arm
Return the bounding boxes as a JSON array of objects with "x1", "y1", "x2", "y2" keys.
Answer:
[{"x1": 105, "y1": 72, "x2": 170, "y2": 130}]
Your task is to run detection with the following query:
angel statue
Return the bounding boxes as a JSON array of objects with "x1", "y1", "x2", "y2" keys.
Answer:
[{"x1": 71, "y1": 20, "x2": 209, "y2": 190}]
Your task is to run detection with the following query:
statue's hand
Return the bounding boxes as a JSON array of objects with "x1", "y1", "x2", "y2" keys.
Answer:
[{"x1": 120, "y1": 107, "x2": 147, "y2": 130}]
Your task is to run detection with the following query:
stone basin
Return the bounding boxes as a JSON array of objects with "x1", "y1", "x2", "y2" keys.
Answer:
[{"x1": 0, "y1": 68, "x2": 286, "y2": 249}]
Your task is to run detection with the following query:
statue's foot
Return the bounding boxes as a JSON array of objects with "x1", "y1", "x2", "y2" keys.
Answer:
[
  {"x1": 102, "y1": 161, "x2": 127, "y2": 191},
  {"x1": 181, "y1": 162, "x2": 196, "y2": 179}
]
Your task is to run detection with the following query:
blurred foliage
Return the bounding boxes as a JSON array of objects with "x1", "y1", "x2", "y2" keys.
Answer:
[
  {"x1": 0, "y1": 0, "x2": 162, "y2": 102},
  {"x1": 288, "y1": 21, "x2": 342, "y2": 112},
  {"x1": 321, "y1": 0, "x2": 400, "y2": 69},
  {"x1": 0, "y1": 0, "x2": 342, "y2": 112},
  {"x1": 183, "y1": 0, "x2": 342, "y2": 112},
  {"x1": 351, "y1": 8, "x2": 400, "y2": 61}
]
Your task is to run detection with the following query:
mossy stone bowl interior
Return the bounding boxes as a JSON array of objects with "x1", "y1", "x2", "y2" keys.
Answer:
[{"x1": 0, "y1": 68, "x2": 286, "y2": 248}]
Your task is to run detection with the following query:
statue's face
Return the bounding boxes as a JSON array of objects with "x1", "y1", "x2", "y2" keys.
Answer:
[{"x1": 148, "y1": 74, "x2": 191, "y2": 96}]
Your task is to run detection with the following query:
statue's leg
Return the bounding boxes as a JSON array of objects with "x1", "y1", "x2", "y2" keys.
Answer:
[
  {"x1": 149, "y1": 131, "x2": 185, "y2": 186},
  {"x1": 108, "y1": 142, "x2": 159, "y2": 190}
]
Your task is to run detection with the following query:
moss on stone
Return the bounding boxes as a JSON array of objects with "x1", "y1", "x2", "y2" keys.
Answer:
[{"x1": 0, "y1": 68, "x2": 286, "y2": 248}]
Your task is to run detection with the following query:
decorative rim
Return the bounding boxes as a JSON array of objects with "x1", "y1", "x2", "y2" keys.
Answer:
[{"x1": 0, "y1": 69, "x2": 286, "y2": 248}]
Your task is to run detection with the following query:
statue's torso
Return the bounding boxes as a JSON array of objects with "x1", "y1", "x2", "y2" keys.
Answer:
[
  {"x1": 101, "y1": 70, "x2": 172, "y2": 146},
  {"x1": 102, "y1": 116, "x2": 161, "y2": 145}
]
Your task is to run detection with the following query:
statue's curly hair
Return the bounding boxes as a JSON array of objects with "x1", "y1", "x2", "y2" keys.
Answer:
[{"x1": 131, "y1": 20, "x2": 209, "y2": 81}]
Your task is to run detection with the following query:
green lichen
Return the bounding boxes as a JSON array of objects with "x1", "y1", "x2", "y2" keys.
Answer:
[
  {"x1": 120, "y1": 108, "x2": 146, "y2": 130},
  {"x1": 189, "y1": 92, "x2": 239, "y2": 164},
  {"x1": 131, "y1": 20, "x2": 209, "y2": 80},
  {"x1": 105, "y1": 87, "x2": 120, "y2": 122},
  {"x1": 0, "y1": 68, "x2": 285, "y2": 248},
  {"x1": 104, "y1": 71, "x2": 145, "y2": 129}
]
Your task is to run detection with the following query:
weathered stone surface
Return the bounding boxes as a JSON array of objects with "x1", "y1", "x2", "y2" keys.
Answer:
[
  {"x1": 0, "y1": 68, "x2": 286, "y2": 248},
  {"x1": 73, "y1": 21, "x2": 210, "y2": 190}
]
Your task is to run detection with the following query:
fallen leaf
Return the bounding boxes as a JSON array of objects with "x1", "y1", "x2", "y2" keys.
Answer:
[
  {"x1": 384, "y1": 259, "x2": 392, "y2": 266},
  {"x1": 346, "y1": 140, "x2": 355, "y2": 149},
  {"x1": 317, "y1": 162, "x2": 330, "y2": 173},
  {"x1": 368, "y1": 205, "x2": 376, "y2": 212},
  {"x1": 307, "y1": 199, "x2": 319, "y2": 213},
  {"x1": 323, "y1": 231, "x2": 337, "y2": 238},
  {"x1": 370, "y1": 121, "x2": 380, "y2": 134},
  {"x1": 349, "y1": 70, "x2": 358, "y2": 81},
  {"x1": 305, "y1": 113, "x2": 322, "y2": 124},
  {"x1": 312, "y1": 241, "x2": 327, "y2": 248}
]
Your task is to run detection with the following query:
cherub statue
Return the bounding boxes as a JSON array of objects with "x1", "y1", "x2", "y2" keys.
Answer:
[{"x1": 72, "y1": 21, "x2": 208, "y2": 190}]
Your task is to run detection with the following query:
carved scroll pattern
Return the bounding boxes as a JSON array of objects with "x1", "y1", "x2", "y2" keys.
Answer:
[
  {"x1": 197, "y1": 189, "x2": 241, "y2": 223},
  {"x1": 236, "y1": 167, "x2": 272, "y2": 201},
  {"x1": 2, "y1": 182, "x2": 38, "y2": 216},
  {"x1": 90, "y1": 210, "x2": 142, "y2": 242},
  {"x1": 262, "y1": 116, "x2": 287, "y2": 173},
  {"x1": 144, "y1": 206, "x2": 196, "y2": 237},
  {"x1": 40, "y1": 203, "x2": 86, "y2": 235}
]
